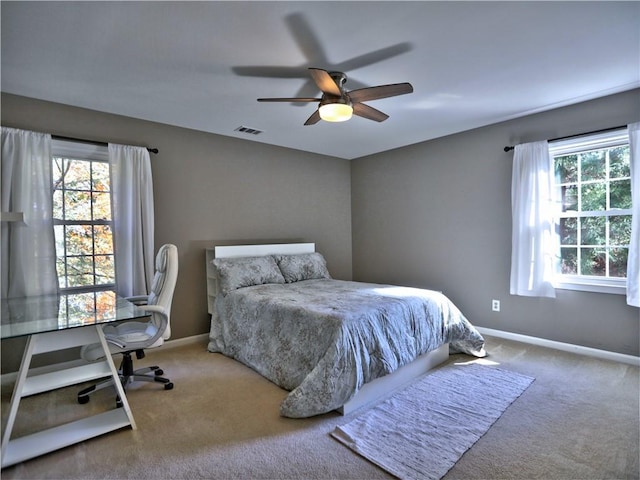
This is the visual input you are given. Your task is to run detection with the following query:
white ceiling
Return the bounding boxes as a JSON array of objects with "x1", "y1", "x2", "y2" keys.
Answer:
[{"x1": 2, "y1": 1, "x2": 639, "y2": 160}]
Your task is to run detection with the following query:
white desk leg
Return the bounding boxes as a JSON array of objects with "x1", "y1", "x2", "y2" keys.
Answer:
[
  {"x1": 1, "y1": 336, "x2": 36, "y2": 454},
  {"x1": 1, "y1": 325, "x2": 137, "y2": 468},
  {"x1": 95, "y1": 326, "x2": 136, "y2": 429}
]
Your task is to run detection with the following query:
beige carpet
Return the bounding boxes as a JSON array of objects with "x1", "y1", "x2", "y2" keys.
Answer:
[
  {"x1": 1, "y1": 334, "x2": 638, "y2": 479},
  {"x1": 332, "y1": 364, "x2": 534, "y2": 480}
]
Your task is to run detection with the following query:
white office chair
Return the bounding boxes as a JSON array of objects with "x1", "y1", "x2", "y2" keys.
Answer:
[{"x1": 78, "y1": 244, "x2": 178, "y2": 404}]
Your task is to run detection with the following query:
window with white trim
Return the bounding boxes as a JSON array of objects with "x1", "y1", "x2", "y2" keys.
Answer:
[
  {"x1": 51, "y1": 140, "x2": 115, "y2": 293},
  {"x1": 551, "y1": 129, "x2": 631, "y2": 294}
]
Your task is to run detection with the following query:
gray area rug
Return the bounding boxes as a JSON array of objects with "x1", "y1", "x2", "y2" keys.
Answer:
[{"x1": 332, "y1": 363, "x2": 534, "y2": 480}]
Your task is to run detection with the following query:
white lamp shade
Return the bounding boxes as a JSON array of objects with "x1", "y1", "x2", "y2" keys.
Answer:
[{"x1": 319, "y1": 103, "x2": 353, "y2": 122}]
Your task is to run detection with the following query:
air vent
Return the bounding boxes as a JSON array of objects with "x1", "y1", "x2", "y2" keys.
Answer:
[{"x1": 234, "y1": 126, "x2": 263, "y2": 135}]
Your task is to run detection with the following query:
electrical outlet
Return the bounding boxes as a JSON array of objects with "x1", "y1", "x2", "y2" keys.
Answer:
[{"x1": 492, "y1": 299, "x2": 501, "y2": 312}]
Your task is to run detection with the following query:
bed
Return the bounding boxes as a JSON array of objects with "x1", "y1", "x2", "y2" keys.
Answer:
[{"x1": 206, "y1": 243, "x2": 486, "y2": 418}]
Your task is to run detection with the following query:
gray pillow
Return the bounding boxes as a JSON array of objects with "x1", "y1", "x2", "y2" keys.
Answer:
[
  {"x1": 212, "y1": 255, "x2": 285, "y2": 295},
  {"x1": 275, "y1": 253, "x2": 331, "y2": 283}
]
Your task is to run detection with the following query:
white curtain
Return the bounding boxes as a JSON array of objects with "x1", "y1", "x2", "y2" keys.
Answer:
[
  {"x1": 510, "y1": 140, "x2": 558, "y2": 298},
  {"x1": 627, "y1": 122, "x2": 639, "y2": 307},
  {"x1": 1, "y1": 127, "x2": 58, "y2": 297},
  {"x1": 109, "y1": 143, "x2": 155, "y2": 298}
]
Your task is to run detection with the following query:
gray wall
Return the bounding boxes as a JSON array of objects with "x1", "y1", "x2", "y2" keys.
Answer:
[
  {"x1": 351, "y1": 89, "x2": 640, "y2": 356},
  {"x1": 1, "y1": 93, "x2": 352, "y2": 373}
]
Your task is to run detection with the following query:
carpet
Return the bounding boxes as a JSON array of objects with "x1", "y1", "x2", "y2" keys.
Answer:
[{"x1": 331, "y1": 363, "x2": 534, "y2": 480}]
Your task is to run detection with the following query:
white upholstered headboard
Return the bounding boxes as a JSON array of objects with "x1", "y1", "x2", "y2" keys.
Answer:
[{"x1": 205, "y1": 243, "x2": 315, "y2": 314}]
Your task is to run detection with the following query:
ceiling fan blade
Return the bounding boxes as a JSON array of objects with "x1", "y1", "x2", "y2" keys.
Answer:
[
  {"x1": 348, "y1": 83, "x2": 413, "y2": 103},
  {"x1": 352, "y1": 103, "x2": 389, "y2": 122},
  {"x1": 309, "y1": 68, "x2": 341, "y2": 96},
  {"x1": 290, "y1": 80, "x2": 327, "y2": 106},
  {"x1": 257, "y1": 97, "x2": 321, "y2": 102},
  {"x1": 304, "y1": 110, "x2": 321, "y2": 125}
]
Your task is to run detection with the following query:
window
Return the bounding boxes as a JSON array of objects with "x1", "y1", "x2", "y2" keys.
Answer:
[
  {"x1": 551, "y1": 129, "x2": 631, "y2": 294},
  {"x1": 52, "y1": 140, "x2": 115, "y2": 293}
]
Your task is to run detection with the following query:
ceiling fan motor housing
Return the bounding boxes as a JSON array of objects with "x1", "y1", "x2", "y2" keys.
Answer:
[
  {"x1": 321, "y1": 71, "x2": 351, "y2": 106},
  {"x1": 328, "y1": 71, "x2": 348, "y2": 88}
]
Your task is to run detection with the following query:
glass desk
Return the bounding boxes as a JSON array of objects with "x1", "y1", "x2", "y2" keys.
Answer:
[{"x1": 1, "y1": 291, "x2": 149, "y2": 468}]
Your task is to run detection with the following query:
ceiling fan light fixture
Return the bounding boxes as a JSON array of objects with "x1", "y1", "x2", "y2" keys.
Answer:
[
  {"x1": 319, "y1": 102, "x2": 353, "y2": 122},
  {"x1": 258, "y1": 68, "x2": 413, "y2": 125}
]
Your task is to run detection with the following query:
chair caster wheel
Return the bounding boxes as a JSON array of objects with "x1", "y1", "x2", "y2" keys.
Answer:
[
  {"x1": 78, "y1": 395, "x2": 90, "y2": 405},
  {"x1": 154, "y1": 369, "x2": 164, "y2": 376},
  {"x1": 164, "y1": 382, "x2": 174, "y2": 390}
]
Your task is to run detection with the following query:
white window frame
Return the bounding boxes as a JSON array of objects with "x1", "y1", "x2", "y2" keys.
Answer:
[
  {"x1": 550, "y1": 129, "x2": 631, "y2": 295},
  {"x1": 51, "y1": 139, "x2": 114, "y2": 293}
]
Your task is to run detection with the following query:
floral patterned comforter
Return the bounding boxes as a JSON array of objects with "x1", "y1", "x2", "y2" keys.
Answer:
[{"x1": 208, "y1": 278, "x2": 486, "y2": 418}]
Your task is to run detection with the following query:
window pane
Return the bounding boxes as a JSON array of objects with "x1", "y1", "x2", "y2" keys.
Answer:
[
  {"x1": 52, "y1": 158, "x2": 67, "y2": 188},
  {"x1": 610, "y1": 179, "x2": 632, "y2": 209},
  {"x1": 68, "y1": 274, "x2": 95, "y2": 288},
  {"x1": 67, "y1": 255, "x2": 93, "y2": 275},
  {"x1": 610, "y1": 215, "x2": 632, "y2": 245},
  {"x1": 64, "y1": 190, "x2": 92, "y2": 221},
  {"x1": 66, "y1": 292, "x2": 96, "y2": 326},
  {"x1": 95, "y1": 255, "x2": 115, "y2": 285},
  {"x1": 609, "y1": 146, "x2": 630, "y2": 179},
  {"x1": 53, "y1": 190, "x2": 63, "y2": 219},
  {"x1": 580, "y1": 151, "x2": 606, "y2": 181},
  {"x1": 92, "y1": 192, "x2": 111, "y2": 220},
  {"x1": 56, "y1": 258, "x2": 68, "y2": 288},
  {"x1": 581, "y1": 183, "x2": 606, "y2": 211},
  {"x1": 94, "y1": 225, "x2": 113, "y2": 254},
  {"x1": 559, "y1": 217, "x2": 577, "y2": 245},
  {"x1": 65, "y1": 159, "x2": 91, "y2": 190},
  {"x1": 67, "y1": 256, "x2": 94, "y2": 287},
  {"x1": 580, "y1": 247, "x2": 606, "y2": 276},
  {"x1": 555, "y1": 154, "x2": 578, "y2": 183},
  {"x1": 57, "y1": 296, "x2": 68, "y2": 321},
  {"x1": 580, "y1": 217, "x2": 605, "y2": 246},
  {"x1": 609, "y1": 248, "x2": 628, "y2": 278},
  {"x1": 54, "y1": 225, "x2": 65, "y2": 255},
  {"x1": 66, "y1": 225, "x2": 94, "y2": 255},
  {"x1": 561, "y1": 185, "x2": 578, "y2": 211},
  {"x1": 96, "y1": 291, "x2": 117, "y2": 321},
  {"x1": 92, "y1": 162, "x2": 110, "y2": 192},
  {"x1": 560, "y1": 247, "x2": 577, "y2": 274}
]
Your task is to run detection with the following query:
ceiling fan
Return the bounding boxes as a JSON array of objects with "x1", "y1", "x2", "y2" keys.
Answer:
[{"x1": 257, "y1": 68, "x2": 414, "y2": 125}]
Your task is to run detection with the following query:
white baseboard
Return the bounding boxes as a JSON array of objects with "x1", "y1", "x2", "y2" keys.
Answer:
[
  {"x1": 0, "y1": 333, "x2": 210, "y2": 387},
  {"x1": 477, "y1": 327, "x2": 640, "y2": 367}
]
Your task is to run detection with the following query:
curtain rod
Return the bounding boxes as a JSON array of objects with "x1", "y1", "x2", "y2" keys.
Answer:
[
  {"x1": 503, "y1": 125, "x2": 628, "y2": 152},
  {"x1": 52, "y1": 134, "x2": 159, "y2": 154}
]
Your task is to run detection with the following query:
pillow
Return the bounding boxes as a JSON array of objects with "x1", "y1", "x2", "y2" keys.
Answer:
[
  {"x1": 212, "y1": 255, "x2": 285, "y2": 295},
  {"x1": 275, "y1": 252, "x2": 331, "y2": 283}
]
